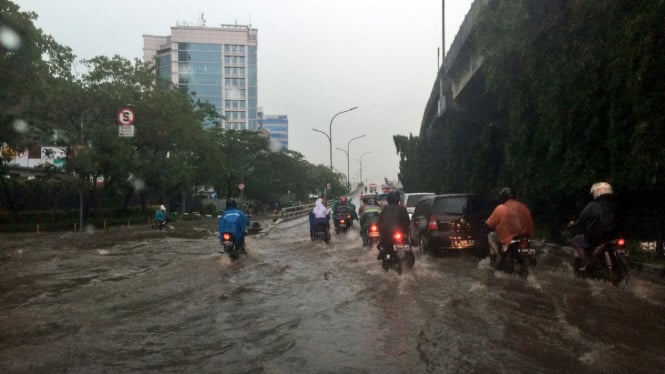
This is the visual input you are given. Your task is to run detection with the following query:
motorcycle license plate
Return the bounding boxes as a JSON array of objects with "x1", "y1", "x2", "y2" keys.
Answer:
[
  {"x1": 368, "y1": 232, "x2": 380, "y2": 238},
  {"x1": 394, "y1": 244, "x2": 410, "y2": 252},
  {"x1": 338, "y1": 223, "x2": 346, "y2": 228},
  {"x1": 223, "y1": 241, "x2": 233, "y2": 247},
  {"x1": 518, "y1": 248, "x2": 536, "y2": 255}
]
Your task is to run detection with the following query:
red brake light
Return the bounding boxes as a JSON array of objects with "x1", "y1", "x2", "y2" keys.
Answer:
[
  {"x1": 222, "y1": 233, "x2": 231, "y2": 240},
  {"x1": 370, "y1": 224, "x2": 378, "y2": 232},
  {"x1": 340, "y1": 219, "x2": 345, "y2": 224},
  {"x1": 427, "y1": 217, "x2": 438, "y2": 231},
  {"x1": 617, "y1": 238, "x2": 625, "y2": 246},
  {"x1": 519, "y1": 239, "x2": 529, "y2": 248},
  {"x1": 393, "y1": 232, "x2": 403, "y2": 243}
]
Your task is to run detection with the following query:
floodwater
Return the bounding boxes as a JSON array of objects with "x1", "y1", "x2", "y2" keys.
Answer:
[{"x1": 1, "y1": 215, "x2": 664, "y2": 373}]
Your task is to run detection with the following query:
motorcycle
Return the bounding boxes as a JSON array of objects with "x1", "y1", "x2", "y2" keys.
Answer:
[
  {"x1": 574, "y1": 238, "x2": 630, "y2": 284},
  {"x1": 153, "y1": 219, "x2": 168, "y2": 231},
  {"x1": 379, "y1": 231, "x2": 415, "y2": 275},
  {"x1": 221, "y1": 232, "x2": 245, "y2": 260},
  {"x1": 334, "y1": 208, "x2": 353, "y2": 234},
  {"x1": 495, "y1": 235, "x2": 536, "y2": 277},
  {"x1": 312, "y1": 222, "x2": 331, "y2": 243},
  {"x1": 367, "y1": 222, "x2": 380, "y2": 245}
]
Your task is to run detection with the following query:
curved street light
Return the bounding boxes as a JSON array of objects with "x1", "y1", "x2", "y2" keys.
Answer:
[
  {"x1": 336, "y1": 134, "x2": 365, "y2": 190},
  {"x1": 312, "y1": 106, "x2": 358, "y2": 178},
  {"x1": 356, "y1": 151, "x2": 371, "y2": 187}
]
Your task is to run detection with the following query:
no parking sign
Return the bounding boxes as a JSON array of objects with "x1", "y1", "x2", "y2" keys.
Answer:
[{"x1": 117, "y1": 107, "x2": 135, "y2": 137}]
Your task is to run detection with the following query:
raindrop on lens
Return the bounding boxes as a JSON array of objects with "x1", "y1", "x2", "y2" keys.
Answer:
[
  {"x1": 13, "y1": 119, "x2": 28, "y2": 134},
  {"x1": 0, "y1": 26, "x2": 21, "y2": 50}
]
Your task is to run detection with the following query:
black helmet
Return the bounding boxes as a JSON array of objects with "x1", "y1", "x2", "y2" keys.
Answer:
[
  {"x1": 226, "y1": 198, "x2": 238, "y2": 209},
  {"x1": 499, "y1": 187, "x2": 515, "y2": 203},
  {"x1": 387, "y1": 190, "x2": 400, "y2": 205}
]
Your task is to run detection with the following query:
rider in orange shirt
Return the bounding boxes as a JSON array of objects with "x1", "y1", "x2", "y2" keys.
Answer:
[{"x1": 485, "y1": 187, "x2": 535, "y2": 268}]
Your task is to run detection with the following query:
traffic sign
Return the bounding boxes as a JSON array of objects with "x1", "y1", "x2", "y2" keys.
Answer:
[
  {"x1": 238, "y1": 183, "x2": 245, "y2": 191},
  {"x1": 116, "y1": 107, "x2": 135, "y2": 126}
]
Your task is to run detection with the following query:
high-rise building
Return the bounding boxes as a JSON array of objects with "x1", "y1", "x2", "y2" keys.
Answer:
[
  {"x1": 258, "y1": 110, "x2": 289, "y2": 150},
  {"x1": 143, "y1": 24, "x2": 258, "y2": 130}
]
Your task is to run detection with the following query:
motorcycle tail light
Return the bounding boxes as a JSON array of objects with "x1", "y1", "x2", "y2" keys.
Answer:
[
  {"x1": 370, "y1": 224, "x2": 378, "y2": 232},
  {"x1": 393, "y1": 232, "x2": 403, "y2": 244},
  {"x1": 617, "y1": 238, "x2": 625, "y2": 247},
  {"x1": 519, "y1": 239, "x2": 529, "y2": 248},
  {"x1": 222, "y1": 233, "x2": 231, "y2": 241}
]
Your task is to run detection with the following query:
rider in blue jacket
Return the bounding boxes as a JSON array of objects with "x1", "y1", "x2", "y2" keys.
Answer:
[{"x1": 218, "y1": 198, "x2": 250, "y2": 250}]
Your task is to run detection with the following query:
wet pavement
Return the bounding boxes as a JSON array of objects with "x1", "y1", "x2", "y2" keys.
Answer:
[{"x1": 1, "y1": 215, "x2": 665, "y2": 373}]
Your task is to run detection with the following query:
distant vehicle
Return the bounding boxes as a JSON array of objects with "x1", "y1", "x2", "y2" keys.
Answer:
[
  {"x1": 409, "y1": 193, "x2": 491, "y2": 256},
  {"x1": 401, "y1": 192, "x2": 435, "y2": 219}
]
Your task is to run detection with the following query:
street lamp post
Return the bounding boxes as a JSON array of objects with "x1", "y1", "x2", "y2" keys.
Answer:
[
  {"x1": 356, "y1": 151, "x2": 371, "y2": 187},
  {"x1": 336, "y1": 134, "x2": 365, "y2": 190},
  {"x1": 312, "y1": 106, "x2": 358, "y2": 177}
]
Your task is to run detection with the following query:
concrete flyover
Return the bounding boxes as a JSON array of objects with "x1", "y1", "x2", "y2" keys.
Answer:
[{"x1": 421, "y1": 0, "x2": 499, "y2": 138}]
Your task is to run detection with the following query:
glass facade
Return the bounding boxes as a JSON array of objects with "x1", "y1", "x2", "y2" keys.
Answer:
[
  {"x1": 147, "y1": 27, "x2": 258, "y2": 131},
  {"x1": 258, "y1": 112, "x2": 288, "y2": 149}
]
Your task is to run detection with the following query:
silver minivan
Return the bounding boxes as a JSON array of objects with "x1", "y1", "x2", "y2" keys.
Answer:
[{"x1": 401, "y1": 192, "x2": 435, "y2": 218}]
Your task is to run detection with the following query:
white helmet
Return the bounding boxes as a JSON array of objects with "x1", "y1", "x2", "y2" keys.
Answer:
[
  {"x1": 590, "y1": 182, "x2": 613, "y2": 199},
  {"x1": 160, "y1": 204, "x2": 166, "y2": 210}
]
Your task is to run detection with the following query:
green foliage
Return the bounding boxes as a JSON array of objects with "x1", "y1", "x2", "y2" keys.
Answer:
[
  {"x1": 396, "y1": 0, "x2": 665, "y2": 240},
  {"x1": 0, "y1": 0, "x2": 344, "y2": 226}
]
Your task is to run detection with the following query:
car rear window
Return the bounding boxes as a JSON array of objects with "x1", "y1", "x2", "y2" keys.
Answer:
[
  {"x1": 432, "y1": 196, "x2": 483, "y2": 215},
  {"x1": 406, "y1": 194, "x2": 428, "y2": 207}
]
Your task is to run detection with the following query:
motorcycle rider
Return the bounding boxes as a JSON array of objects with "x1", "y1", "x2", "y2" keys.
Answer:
[
  {"x1": 359, "y1": 195, "x2": 382, "y2": 246},
  {"x1": 376, "y1": 191, "x2": 410, "y2": 259},
  {"x1": 154, "y1": 204, "x2": 168, "y2": 229},
  {"x1": 218, "y1": 198, "x2": 250, "y2": 251},
  {"x1": 332, "y1": 196, "x2": 358, "y2": 229},
  {"x1": 570, "y1": 182, "x2": 620, "y2": 271},
  {"x1": 309, "y1": 197, "x2": 330, "y2": 240},
  {"x1": 485, "y1": 187, "x2": 535, "y2": 268}
]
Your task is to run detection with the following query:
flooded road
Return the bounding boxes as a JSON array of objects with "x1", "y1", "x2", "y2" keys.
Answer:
[{"x1": 1, "y1": 216, "x2": 665, "y2": 373}]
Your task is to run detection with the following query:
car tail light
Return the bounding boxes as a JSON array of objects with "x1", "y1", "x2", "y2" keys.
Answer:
[
  {"x1": 427, "y1": 217, "x2": 438, "y2": 231},
  {"x1": 222, "y1": 233, "x2": 231, "y2": 241},
  {"x1": 616, "y1": 238, "x2": 625, "y2": 247},
  {"x1": 393, "y1": 231, "x2": 403, "y2": 244}
]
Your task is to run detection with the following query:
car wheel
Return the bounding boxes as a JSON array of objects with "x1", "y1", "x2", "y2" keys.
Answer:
[
  {"x1": 419, "y1": 234, "x2": 429, "y2": 255},
  {"x1": 410, "y1": 232, "x2": 418, "y2": 246}
]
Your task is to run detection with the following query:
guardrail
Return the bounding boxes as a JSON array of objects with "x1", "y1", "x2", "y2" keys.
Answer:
[{"x1": 274, "y1": 200, "x2": 336, "y2": 221}]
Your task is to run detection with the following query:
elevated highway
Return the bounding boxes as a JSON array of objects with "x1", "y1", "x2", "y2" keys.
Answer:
[{"x1": 421, "y1": 0, "x2": 499, "y2": 137}]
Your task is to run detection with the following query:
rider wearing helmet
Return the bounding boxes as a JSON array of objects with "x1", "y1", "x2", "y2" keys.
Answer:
[
  {"x1": 332, "y1": 195, "x2": 359, "y2": 229},
  {"x1": 485, "y1": 187, "x2": 535, "y2": 268},
  {"x1": 570, "y1": 182, "x2": 620, "y2": 270},
  {"x1": 218, "y1": 198, "x2": 250, "y2": 251},
  {"x1": 376, "y1": 191, "x2": 410, "y2": 259},
  {"x1": 359, "y1": 195, "x2": 382, "y2": 246}
]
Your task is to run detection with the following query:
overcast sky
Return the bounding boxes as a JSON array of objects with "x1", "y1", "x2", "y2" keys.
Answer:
[{"x1": 18, "y1": 0, "x2": 474, "y2": 188}]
